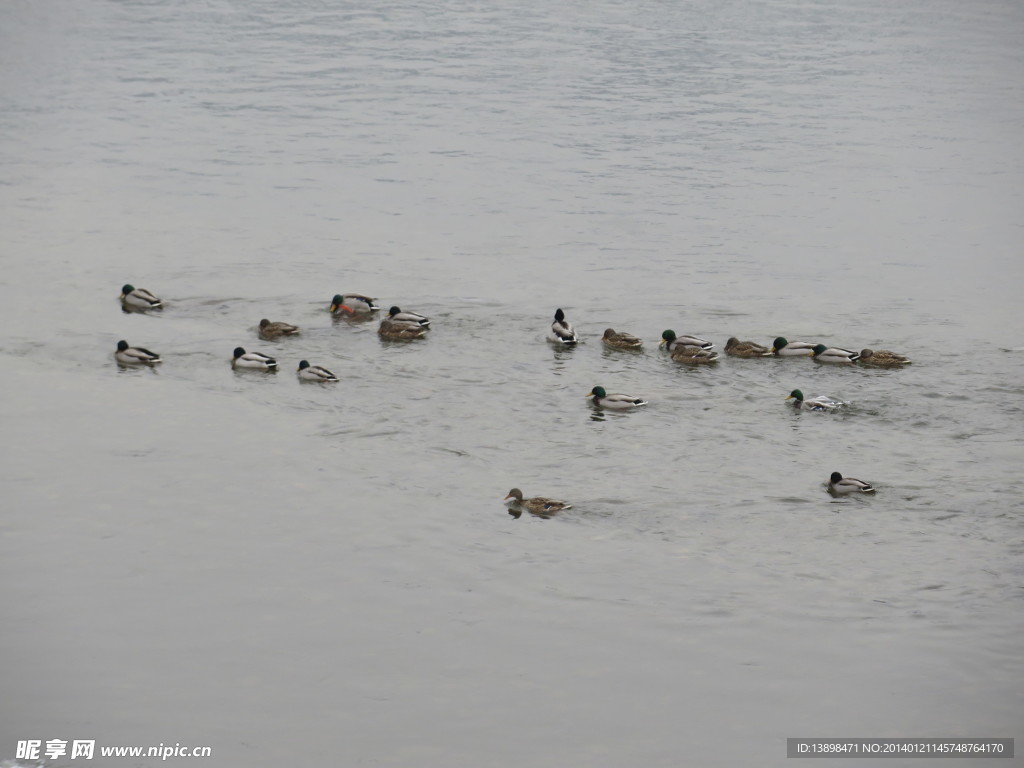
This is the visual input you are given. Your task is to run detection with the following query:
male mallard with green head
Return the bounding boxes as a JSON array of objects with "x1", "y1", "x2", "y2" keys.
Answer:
[
  {"x1": 329, "y1": 293, "x2": 380, "y2": 316},
  {"x1": 115, "y1": 340, "x2": 161, "y2": 365},
  {"x1": 660, "y1": 329, "x2": 713, "y2": 352},
  {"x1": 387, "y1": 306, "x2": 430, "y2": 328},
  {"x1": 771, "y1": 337, "x2": 817, "y2": 356},
  {"x1": 786, "y1": 389, "x2": 842, "y2": 411},
  {"x1": 120, "y1": 284, "x2": 162, "y2": 311},
  {"x1": 587, "y1": 386, "x2": 648, "y2": 409},
  {"x1": 548, "y1": 308, "x2": 578, "y2": 345},
  {"x1": 297, "y1": 360, "x2": 339, "y2": 382},
  {"x1": 828, "y1": 472, "x2": 875, "y2": 494},
  {"x1": 811, "y1": 344, "x2": 860, "y2": 364},
  {"x1": 232, "y1": 347, "x2": 277, "y2": 370}
]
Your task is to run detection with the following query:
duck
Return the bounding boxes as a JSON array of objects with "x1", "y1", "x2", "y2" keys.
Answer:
[
  {"x1": 811, "y1": 344, "x2": 860, "y2": 364},
  {"x1": 771, "y1": 337, "x2": 817, "y2": 356},
  {"x1": 258, "y1": 318, "x2": 300, "y2": 339},
  {"x1": 858, "y1": 348, "x2": 911, "y2": 367},
  {"x1": 786, "y1": 389, "x2": 842, "y2": 411},
  {"x1": 828, "y1": 472, "x2": 875, "y2": 494},
  {"x1": 387, "y1": 306, "x2": 430, "y2": 327},
  {"x1": 378, "y1": 318, "x2": 428, "y2": 340},
  {"x1": 329, "y1": 293, "x2": 380, "y2": 315},
  {"x1": 119, "y1": 284, "x2": 162, "y2": 311},
  {"x1": 115, "y1": 340, "x2": 161, "y2": 365},
  {"x1": 587, "y1": 386, "x2": 648, "y2": 409},
  {"x1": 670, "y1": 345, "x2": 719, "y2": 364},
  {"x1": 601, "y1": 328, "x2": 643, "y2": 350},
  {"x1": 297, "y1": 360, "x2": 338, "y2": 382},
  {"x1": 232, "y1": 347, "x2": 277, "y2": 370},
  {"x1": 547, "y1": 308, "x2": 578, "y2": 345},
  {"x1": 724, "y1": 337, "x2": 772, "y2": 357},
  {"x1": 660, "y1": 329, "x2": 714, "y2": 352},
  {"x1": 503, "y1": 488, "x2": 573, "y2": 519}
]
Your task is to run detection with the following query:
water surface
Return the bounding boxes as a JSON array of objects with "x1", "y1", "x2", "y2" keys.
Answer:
[{"x1": 1, "y1": 1, "x2": 1022, "y2": 766}]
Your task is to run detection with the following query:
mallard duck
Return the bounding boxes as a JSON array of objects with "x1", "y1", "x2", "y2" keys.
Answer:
[
  {"x1": 587, "y1": 386, "x2": 648, "y2": 409},
  {"x1": 786, "y1": 389, "x2": 842, "y2": 411},
  {"x1": 258, "y1": 318, "x2": 300, "y2": 339},
  {"x1": 115, "y1": 340, "x2": 161, "y2": 365},
  {"x1": 660, "y1": 329, "x2": 713, "y2": 352},
  {"x1": 828, "y1": 472, "x2": 875, "y2": 494},
  {"x1": 601, "y1": 328, "x2": 643, "y2": 350},
  {"x1": 232, "y1": 347, "x2": 277, "y2": 370},
  {"x1": 503, "y1": 488, "x2": 573, "y2": 518},
  {"x1": 378, "y1": 318, "x2": 428, "y2": 339},
  {"x1": 297, "y1": 360, "x2": 338, "y2": 382},
  {"x1": 387, "y1": 306, "x2": 430, "y2": 327},
  {"x1": 724, "y1": 337, "x2": 772, "y2": 357},
  {"x1": 547, "y1": 308, "x2": 578, "y2": 345},
  {"x1": 329, "y1": 293, "x2": 380, "y2": 315},
  {"x1": 119, "y1": 284, "x2": 162, "y2": 311},
  {"x1": 771, "y1": 337, "x2": 817, "y2": 356},
  {"x1": 670, "y1": 345, "x2": 718, "y2": 364},
  {"x1": 858, "y1": 348, "x2": 911, "y2": 367},
  {"x1": 812, "y1": 344, "x2": 860, "y2": 364}
]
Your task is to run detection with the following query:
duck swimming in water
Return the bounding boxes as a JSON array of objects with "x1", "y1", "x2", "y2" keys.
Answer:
[
  {"x1": 115, "y1": 340, "x2": 161, "y2": 365},
  {"x1": 811, "y1": 344, "x2": 860, "y2": 364},
  {"x1": 586, "y1": 386, "x2": 648, "y2": 409},
  {"x1": 548, "y1": 308, "x2": 578, "y2": 345},
  {"x1": 660, "y1": 329, "x2": 713, "y2": 352},
  {"x1": 858, "y1": 348, "x2": 911, "y2": 367},
  {"x1": 297, "y1": 360, "x2": 338, "y2": 382},
  {"x1": 387, "y1": 306, "x2": 430, "y2": 328},
  {"x1": 119, "y1": 284, "x2": 162, "y2": 311},
  {"x1": 771, "y1": 337, "x2": 818, "y2": 356},
  {"x1": 258, "y1": 319, "x2": 300, "y2": 339},
  {"x1": 232, "y1": 347, "x2": 277, "y2": 370},
  {"x1": 786, "y1": 389, "x2": 843, "y2": 411},
  {"x1": 329, "y1": 293, "x2": 380, "y2": 315},
  {"x1": 828, "y1": 472, "x2": 875, "y2": 494},
  {"x1": 601, "y1": 328, "x2": 643, "y2": 350},
  {"x1": 503, "y1": 488, "x2": 573, "y2": 518},
  {"x1": 724, "y1": 337, "x2": 772, "y2": 357}
]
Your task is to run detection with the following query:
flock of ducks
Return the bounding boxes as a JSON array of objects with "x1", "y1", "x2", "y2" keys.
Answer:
[
  {"x1": 117, "y1": 286, "x2": 901, "y2": 515},
  {"x1": 515, "y1": 309, "x2": 905, "y2": 512},
  {"x1": 117, "y1": 284, "x2": 432, "y2": 380}
]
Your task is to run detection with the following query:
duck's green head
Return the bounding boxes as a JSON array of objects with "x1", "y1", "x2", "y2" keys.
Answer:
[
  {"x1": 660, "y1": 329, "x2": 676, "y2": 346},
  {"x1": 554, "y1": 308, "x2": 566, "y2": 322},
  {"x1": 388, "y1": 306, "x2": 402, "y2": 317},
  {"x1": 830, "y1": 472, "x2": 843, "y2": 484},
  {"x1": 812, "y1": 344, "x2": 828, "y2": 355},
  {"x1": 233, "y1": 347, "x2": 246, "y2": 359},
  {"x1": 120, "y1": 284, "x2": 135, "y2": 296},
  {"x1": 298, "y1": 360, "x2": 310, "y2": 371},
  {"x1": 329, "y1": 294, "x2": 344, "y2": 311},
  {"x1": 786, "y1": 389, "x2": 804, "y2": 401},
  {"x1": 117, "y1": 340, "x2": 129, "y2": 352},
  {"x1": 772, "y1": 337, "x2": 788, "y2": 351},
  {"x1": 588, "y1": 386, "x2": 607, "y2": 399}
]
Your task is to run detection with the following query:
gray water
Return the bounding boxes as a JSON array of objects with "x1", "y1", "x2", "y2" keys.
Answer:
[{"x1": 2, "y1": 0, "x2": 1023, "y2": 766}]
